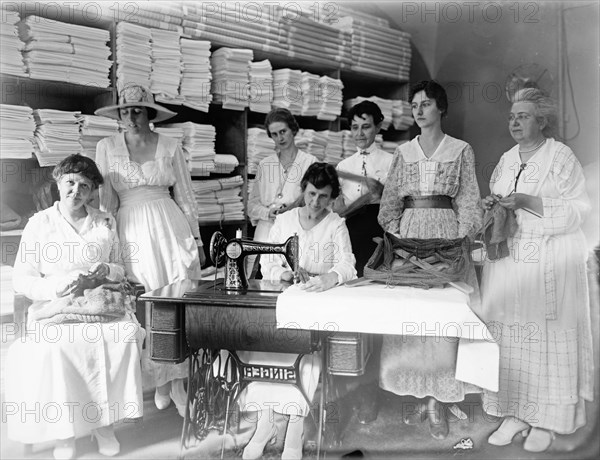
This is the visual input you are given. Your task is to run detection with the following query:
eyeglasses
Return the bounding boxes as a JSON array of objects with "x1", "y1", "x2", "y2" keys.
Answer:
[{"x1": 508, "y1": 113, "x2": 532, "y2": 123}]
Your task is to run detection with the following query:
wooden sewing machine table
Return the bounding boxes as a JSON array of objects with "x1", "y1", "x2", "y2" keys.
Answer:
[
  {"x1": 142, "y1": 278, "x2": 498, "y2": 458},
  {"x1": 141, "y1": 278, "x2": 333, "y2": 458}
]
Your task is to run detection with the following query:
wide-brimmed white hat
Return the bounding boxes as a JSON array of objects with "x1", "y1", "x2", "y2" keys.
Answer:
[{"x1": 95, "y1": 84, "x2": 177, "y2": 123}]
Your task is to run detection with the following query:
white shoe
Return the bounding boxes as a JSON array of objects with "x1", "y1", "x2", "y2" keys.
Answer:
[
  {"x1": 488, "y1": 417, "x2": 530, "y2": 446},
  {"x1": 282, "y1": 418, "x2": 304, "y2": 459},
  {"x1": 92, "y1": 426, "x2": 120, "y2": 457},
  {"x1": 242, "y1": 425, "x2": 277, "y2": 460},
  {"x1": 53, "y1": 438, "x2": 75, "y2": 460},
  {"x1": 154, "y1": 386, "x2": 171, "y2": 410},
  {"x1": 523, "y1": 427, "x2": 554, "y2": 452}
]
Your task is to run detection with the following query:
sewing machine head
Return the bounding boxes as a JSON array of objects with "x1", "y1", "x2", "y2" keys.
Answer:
[{"x1": 209, "y1": 231, "x2": 299, "y2": 290}]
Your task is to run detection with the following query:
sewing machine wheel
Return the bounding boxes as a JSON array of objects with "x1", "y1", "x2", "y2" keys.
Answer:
[{"x1": 209, "y1": 231, "x2": 227, "y2": 267}]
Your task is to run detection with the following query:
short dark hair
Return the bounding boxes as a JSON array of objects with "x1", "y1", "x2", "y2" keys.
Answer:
[
  {"x1": 52, "y1": 154, "x2": 104, "y2": 189},
  {"x1": 300, "y1": 162, "x2": 340, "y2": 199},
  {"x1": 410, "y1": 80, "x2": 449, "y2": 117},
  {"x1": 264, "y1": 108, "x2": 300, "y2": 137},
  {"x1": 348, "y1": 100, "x2": 384, "y2": 126}
]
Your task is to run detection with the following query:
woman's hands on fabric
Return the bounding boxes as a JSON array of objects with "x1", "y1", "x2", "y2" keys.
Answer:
[
  {"x1": 299, "y1": 272, "x2": 339, "y2": 292},
  {"x1": 498, "y1": 193, "x2": 533, "y2": 210},
  {"x1": 88, "y1": 262, "x2": 110, "y2": 280},
  {"x1": 55, "y1": 273, "x2": 81, "y2": 297},
  {"x1": 281, "y1": 267, "x2": 310, "y2": 284},
  {"x1": 481, "y1": 194, "x2": 501, "y2": 210}
]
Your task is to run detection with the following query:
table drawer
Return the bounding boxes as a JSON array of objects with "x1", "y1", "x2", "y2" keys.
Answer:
[
  {"x1": 150, "y1": 302, "x2": 187, "y2": 363},
  {"x1": 150, "y1": 330, "x2": 187, "y2": 363},
  {"x1": 151, "y1": 302, "x2": 183, "y2": 331},
  {"x1": 327, "y1": 332, "x2": 372, "y2": 376}
]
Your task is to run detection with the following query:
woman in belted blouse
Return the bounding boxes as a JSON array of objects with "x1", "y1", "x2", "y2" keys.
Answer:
[{"x1": 377, "y1": 80, "x2": 483, "y2": 439}]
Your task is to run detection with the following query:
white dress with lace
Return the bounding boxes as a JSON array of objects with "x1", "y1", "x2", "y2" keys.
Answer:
[{"x1": 96, "y1": 133, "x2": 201, "y2": 386}]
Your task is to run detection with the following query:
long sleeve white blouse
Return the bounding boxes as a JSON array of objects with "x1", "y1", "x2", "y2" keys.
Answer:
[
  {"x1": 13, "y1": 203, "x2": 124, "y2": 301},
  {"x1": 261, "y1": 208, "x2": 357, "y2": 284}
]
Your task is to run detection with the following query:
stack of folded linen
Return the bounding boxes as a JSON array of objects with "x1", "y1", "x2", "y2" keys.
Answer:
[
  {"x1": 33, "y1": 109, "x2": 81, "y2": 166},
  {"x1": 210, "y1": 47, "x2": 254, "y2": 110},
  {"x1": 115, "y1": 21, "x2": 152, "y2": 89},
  {"x1": 272, "y1": 68, "x2": 303, "y2": 115},
  {"x1": 192, "y1": 175, "x2": 245, "y2": 224},
  {"x1": 180, "y1": 39, "x2": 212, "y2": 112},
  {"x1": 317, "y1": 76, "x2": 344, "y2": 121},
  {"x1": 249, "y1": 60, "x2": 273, "y2": 113},
  {"x1": 1, "y1": 7, "x2": 26, "y2": 76},
  {"x1": 295, "y1": 129, "x2": 328, "y2": 161},
  {"x1": 151, "y1": 28, "x2": 183, "y2": 104},
  {"x1": 247, "y1": 127, "x2": 274, "y2": 175},
  {"x1": 19, "y1": 15, "x2": 111, "y2": 87},
  {"x1": 0, "y1": 104, "x2": 36, "y2": 159},
  {"x1": 77, "y1": 115, "x2": 119, "y2": 159},
  {"x1": 323, "y1": 130, "x2": 344, "y2": 166}
]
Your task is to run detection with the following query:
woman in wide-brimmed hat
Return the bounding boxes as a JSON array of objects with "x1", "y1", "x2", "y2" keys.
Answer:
[{"x1": 94, "y1": 83, "x2": 205, "y2": 416}]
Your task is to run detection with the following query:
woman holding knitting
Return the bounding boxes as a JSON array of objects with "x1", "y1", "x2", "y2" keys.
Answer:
[{"x1": 480, "y1": 88, "x2": 593, "y2": 452}]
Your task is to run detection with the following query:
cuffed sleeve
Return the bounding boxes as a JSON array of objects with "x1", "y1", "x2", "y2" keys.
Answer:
[
  {"x1": 247, "y1": 165, "x2": 272, "y2": 225},
  {"x1": 96, "y1": 138, "x2": 120, "y2": 217},
  {"x1": 172, "y1": 144, "x2": 202, "y2": 243},
  {"x1": 455, "y1": 144, "x2": 483, "y2": 238},
  {"x1": 378, "y1": 150, "x2": 404, "y2": 233}
]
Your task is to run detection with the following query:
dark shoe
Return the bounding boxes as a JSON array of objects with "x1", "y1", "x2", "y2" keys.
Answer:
[
  {"x1": 428, "y1": 401, "x2": 449, "y2": 440},
  {"x1": 403, "y1": 403, "x2": 426, "y2": 425},
  {"x1": 355, "y1": 387, "x2": 379, "y2": 424}
]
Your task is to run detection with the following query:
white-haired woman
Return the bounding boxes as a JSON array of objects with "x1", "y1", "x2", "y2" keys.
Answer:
[{"x1": 481, "y1": 88, "x2": 594, "y2": 452}]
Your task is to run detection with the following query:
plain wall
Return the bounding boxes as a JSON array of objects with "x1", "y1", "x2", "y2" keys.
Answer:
[{"x1": 373, "y1": 0, "x2": 599, "y2": 195}]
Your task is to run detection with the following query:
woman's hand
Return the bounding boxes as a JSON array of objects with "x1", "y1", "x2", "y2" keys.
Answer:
[
  {"x1": 365, "y1": 177, "x2": 384, "y2": 200},
  {"x1": 281, "y1": 267, "x2": 311, "y2": 284},
  {"x1": 481, "y1": 194, "x2": 501, "y2": 211},
  {"x1": 498, "y1": 193, "x2": 534, "y2": 210},
  {"x1": 299, "y1": 272, "x2": 339, "y2": 293},
  {"x1": 55, "y1": 273, "x2": 81, "y2": 297},
  {"x1": 88, "y1": 262, "x2": 109, "y2": 280},
  {"x1": 268, "y1": 206, "x2": 280, "y2": 219}
]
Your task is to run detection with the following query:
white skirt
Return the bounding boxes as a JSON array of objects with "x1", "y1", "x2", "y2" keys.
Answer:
[
  {"x1": 5, "y1": 314, "x2": 145, "y2": 443},
  {"x1": 236, "y1": 351, "x2": 321, "y2": 417}
]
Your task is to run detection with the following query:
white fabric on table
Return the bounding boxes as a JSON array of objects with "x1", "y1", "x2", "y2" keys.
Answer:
[{"x1": 276, "y1": 282, "x2": 499, "y2": 391}]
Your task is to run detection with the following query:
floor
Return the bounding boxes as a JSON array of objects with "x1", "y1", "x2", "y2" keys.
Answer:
[
  {"x1": 1, "y1": 323, "x2": 598, "y2": 460},
  {"x1": 1, "y1": 260, "x2": 599, "y2": 460}
]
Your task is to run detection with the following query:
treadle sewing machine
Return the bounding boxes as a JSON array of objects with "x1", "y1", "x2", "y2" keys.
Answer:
[{"x1": 142, "y1": 231, "x2": 371, "y2": 458}]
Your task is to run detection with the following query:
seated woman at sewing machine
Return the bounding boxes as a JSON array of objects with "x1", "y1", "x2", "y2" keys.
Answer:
[
  {"x1": 4, "y1": 154, "x2": 144, "y2": 460},
  {"x1": 238, "y1": 162, "x2": 357, "y2": 459}
]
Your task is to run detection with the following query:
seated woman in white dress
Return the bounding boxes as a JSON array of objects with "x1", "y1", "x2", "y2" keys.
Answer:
[
  {"x1": 238, "y1": 162, "x2": 357, "y2": 460},
  {"x1": 5, "y1": 154, "x2": 145, "y2": 460}
]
